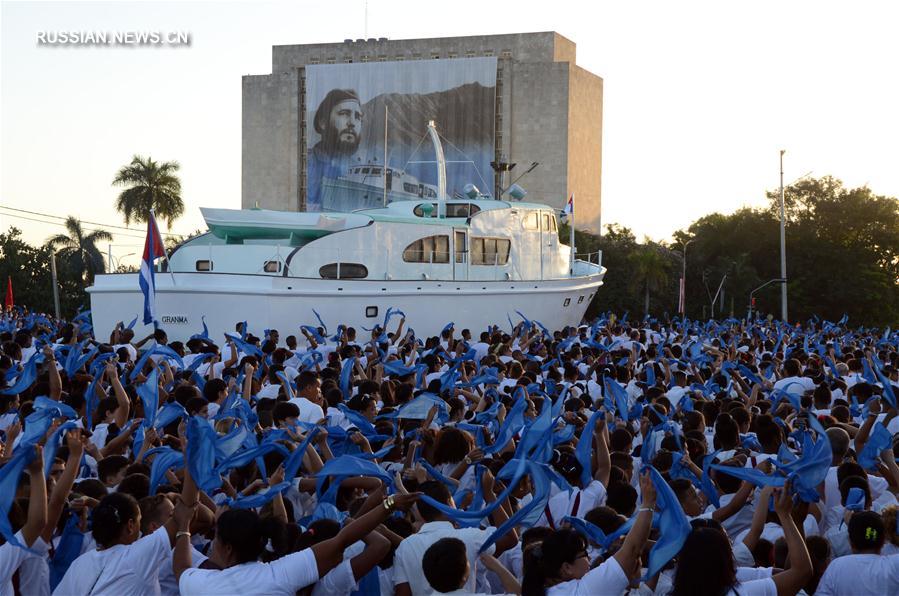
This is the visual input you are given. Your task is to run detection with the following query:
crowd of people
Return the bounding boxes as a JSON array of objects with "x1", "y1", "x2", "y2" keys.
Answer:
[{"x1": 0, "y1": 307, "x2": 898, "y2": 596}]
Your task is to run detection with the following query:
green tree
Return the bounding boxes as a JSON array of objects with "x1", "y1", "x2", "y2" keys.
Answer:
[
  {"x1": 628, "y1": 242, "x2": 674, "y2": 316},
  {"x1": 46, "y1": 217, "x2": 112, "y2": 285},
  {"x1": 113, "y1": 155, "x2": 184, "y2": 228},
  {"x1": 0, "y1": 227, "x2": 84, "y2": 316}
]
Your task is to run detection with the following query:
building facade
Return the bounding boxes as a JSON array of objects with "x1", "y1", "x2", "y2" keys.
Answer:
[{"x1": 242, "y1": 31, "x2": 603, "y2": 233}]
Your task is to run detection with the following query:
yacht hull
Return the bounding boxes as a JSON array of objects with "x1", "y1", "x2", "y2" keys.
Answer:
[{"x1": 87, "y1": 271, "x2": 605, "y2": 342}]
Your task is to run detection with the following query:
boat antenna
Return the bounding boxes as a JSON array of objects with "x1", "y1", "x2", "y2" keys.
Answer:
[
  {"x1": 382, "y1": 104, "x2": 388, "y2": 207},
  {"x1": 425, "y1": 121, "x2": 447, "y2": 218}
]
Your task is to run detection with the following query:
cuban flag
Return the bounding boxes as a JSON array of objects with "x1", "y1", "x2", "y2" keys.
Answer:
[
  {"x1": 562, "y1": 194, "x2": 574, "y2": 218},
  {"x1": 139, "y1": 213, "x2": 166, "y2": 325}
]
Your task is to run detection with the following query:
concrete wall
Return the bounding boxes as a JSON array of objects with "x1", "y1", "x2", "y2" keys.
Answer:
[
  {"x1": 242, "y1": 72, "x2": 300, "y2": 211},
  {"x1": 271, "y1": 31, "x2": 565, "y2": 72},
  {"x1": 508, "y1": 62, "x2": 570, "y2": 211},
  {"x1": 243, "y1": 31, "x2": 603, "y2": 233},
  {"x1": 567, "y1": 65, "x2": 603, "y2": 233}
]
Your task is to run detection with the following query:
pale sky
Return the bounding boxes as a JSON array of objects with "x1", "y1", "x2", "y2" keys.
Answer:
[{"x1": 2, "y1": 0, "x2": 899, "y2": 268}]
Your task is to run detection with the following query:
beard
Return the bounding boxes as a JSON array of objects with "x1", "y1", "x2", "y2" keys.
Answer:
[{"x1": 322, "y1": 126, "x2": 361, "y2": 157}]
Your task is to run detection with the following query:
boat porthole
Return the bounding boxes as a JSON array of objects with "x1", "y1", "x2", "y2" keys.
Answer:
[
  {"x1": 563, "y1": 298, "x2": 571, "y2": 307},
  {"x1": 365, "y1": 306, "x2": 378, "y2": 318}
]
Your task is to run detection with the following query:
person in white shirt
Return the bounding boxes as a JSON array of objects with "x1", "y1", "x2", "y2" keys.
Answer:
[
  {"x1": 522, "y1": 471, "x2": 657, "y2": 595},
  {"x1": 287, "y1": 370, "x2": 326, "y2": 424},
  {"x1": 421, "y1": 537, "x2": 520, "y2": 595},
  {"x1": 174, "y1": 490, "x2": 420, "y2": 596},
  {"x1": 668, "y1": 482, "x2": 812, "y2": 596},
  {"x1": 0, "y1": 446, "x2": 46, "y2": 596},
  {"x1": 53, "y1": 489, "x2": 194, "y2": 596},
  {"x1": 393, "y1": 477, "x2": 517, "y2": 596},
  {"x1": 816, "y1": 510, "x2": 899, "y2": 595}
]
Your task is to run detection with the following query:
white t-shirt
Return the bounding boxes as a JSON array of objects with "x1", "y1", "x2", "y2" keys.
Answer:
[
  {"x1": 311, "y1": 559, "x2": 356, "y2": 596},
  {"x1": 287, "y1": 397, "x2": 325, "y2": 425},
  {"x1": 546, "y1": 556, "x2": 628, "y2": 595},
  {"x1": 0, "y1": 532, "x2": 39, "y2": 596},
  {"x1": 17, "y1": 535, "x2": 50, "y2": 596},
  {"x1": 393, "y1": 521, "x2": 496, "y2": 595},
  {"x1": 53, "y1": 526, "x2": 171, "y2": 596},
  {"x1": 178, "y1": 548, "x2": 319, "y2": 596},
  {"x1": 539, "y1": 480, "x2": 607, "y2": 529},
  {"x1": 815, "y1": 553, "x2": 899, "y2": 595}
]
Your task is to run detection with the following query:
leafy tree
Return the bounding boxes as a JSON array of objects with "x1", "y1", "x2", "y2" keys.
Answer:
[
  {"x1": 113, "y1": 155, "x2": 184, "y2": 228},
  {"x1": 0, "y1": 227, "x2": 83, "y2": 317},
  {"x1": 46, "y1": 217, "x2": 112, "y2": 285},
  {"x1": 628, "y1": 243, "x2": 674, "y2": 316}
]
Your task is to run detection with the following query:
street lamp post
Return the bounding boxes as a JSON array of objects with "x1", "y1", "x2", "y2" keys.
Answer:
[
  {"x1": 779, "y1": 150, "x2": 788, "y2": 322},
  {"x1": 678, "y1": 239, "x2": 694, "y2": 316}
]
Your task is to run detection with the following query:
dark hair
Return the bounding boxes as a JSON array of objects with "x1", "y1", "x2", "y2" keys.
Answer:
[
  {"x1": 139, "y1": 494, "x2": 172, "y2": 534},
  {"x1": 92, "y1": 492, "x2": 140, "y2": 548},
  {"x1": 432, "y1": 428, "x2": 472, "y2": 465},
  {"x1": 848, "y1": 510, "x2": 885, "y2": 553},
  {"x1": 521, "y1": 528, "x2": 587, "y2": 596},
  {"x1": 423, "y1": 537, "x2": 468, "y2": 593},
  {"x1": 417, "y1": 481, "x2": 452, "y2": 522},
  {"x1": 116, "y1": 473, "x2": 150, "y2": 501},
  {"x1": 670, "y1": 527, "x2": 737, "y2": 596},
  {"x1": 605, "y1": 481, "x2": 637, "y2": 517},
  {"x1": 216, "y1": 509, "x2": 268, "y2": 564},
  {"x1": 97, "y1": 455, "x2": 129, "y2": 484},
  {"x1": 272, "y1": 401, "x2": 300, "y2": 426},
  {"x1": 203, "y1": 378, "x2": 227, "y2": 402}
]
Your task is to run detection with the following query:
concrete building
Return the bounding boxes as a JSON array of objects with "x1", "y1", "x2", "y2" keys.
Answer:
[{"x1": 242, "y1": 31, "x2": 603, "y2": 233}]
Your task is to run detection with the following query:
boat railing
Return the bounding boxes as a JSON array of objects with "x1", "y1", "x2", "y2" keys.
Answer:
[{"x1": 163, "y1": 246, "x2": 603, "y2": 283}]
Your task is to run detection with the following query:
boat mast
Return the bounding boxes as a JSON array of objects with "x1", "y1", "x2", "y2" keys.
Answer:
[
  {"x1": 382, "y1": 105, "x2": 388, "y2": 207},
  {"x1": 426, "y1": 121, "x2": 447, "y2": 218}
]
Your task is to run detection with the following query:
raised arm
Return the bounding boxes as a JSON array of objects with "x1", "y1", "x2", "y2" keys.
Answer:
[
  {"x1": 42, "y1": 431, "x2": 84, "y2": 542},
  {"x1": 613, "y1": 470, "x2": 655, "y2": 576},
  {"x1": 22, "y1": 446, "x2": 47, "y2": 547},
  {"x1": 106, "y1": 361, "x2": 131, "y2": 428},
  {"x1": 311, "y1": 493, "x2": 420, "y2": 578},
  {"x1": 771, "y1": 482, "x2": 813, "y2": 596}
]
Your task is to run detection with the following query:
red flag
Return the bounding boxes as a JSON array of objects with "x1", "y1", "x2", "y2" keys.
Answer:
[{"x1": 4, "y1": 277, "x2": 12, "y2": 311}]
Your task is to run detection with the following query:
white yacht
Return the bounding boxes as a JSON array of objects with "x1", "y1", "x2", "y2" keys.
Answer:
[
  {"x1": 320, "y1": 164, "x2": 439, "y2": 211},
  {"x1": 88, "y1": 124, "x2": 605, "y2": 342}
]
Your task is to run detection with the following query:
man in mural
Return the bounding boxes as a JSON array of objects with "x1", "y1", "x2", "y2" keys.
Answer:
[{"x1": 306, "y1": 88, "x2": 364, "y2": 211}]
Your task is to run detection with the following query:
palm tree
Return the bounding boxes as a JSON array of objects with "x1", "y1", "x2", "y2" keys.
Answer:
[
  {"x1": 47, "y1": 217, "x2": 112, "y2": 285},
  {"x1": 112, "y1": 155, "x2": 183, "y2": 228},
  {"x1": 628, "y1": 243, "x2": 672, "y2": 316}
]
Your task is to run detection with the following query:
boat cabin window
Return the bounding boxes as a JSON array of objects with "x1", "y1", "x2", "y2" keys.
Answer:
[
  {"x1": 195, "y1": 260, "x2": 213, "y2": 271},
  {"x1": 470, "y1": 237, "x2": 511, "y2": 265},
  {"x1": 361, "y1": 167, "x2": 371, "y2": 174},
  {"x1": 319, "y1": 263, "x2": 368, "y2": 279},
  {"x1": 264, "y1": 261, "x2": 281, "y2": 273},
  {"x1": 523, "y1": 212, "x2": 539, "y2": 230},
  {"x1": 542, "y1": 213, "x2": 551, "y2": 231},
  {"x1": 403, "y1": 235, "x2": 450, "y2": 263},
  {"x1": 413, "y1": 203, "x2": 482, "y2": 218}
]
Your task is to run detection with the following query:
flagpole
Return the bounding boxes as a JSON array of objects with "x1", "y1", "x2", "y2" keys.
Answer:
[
  {"x1": 569, "y1": 194, "x2": 576, "y2": 275},
  {"x1": 151, "y1": 209, "x2": 177, "y2": 287}
]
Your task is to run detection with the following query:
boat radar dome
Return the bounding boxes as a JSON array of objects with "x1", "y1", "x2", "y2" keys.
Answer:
[
  {"x1": 463, "y1": 184, "x2": 480, "y2": 200},
  {"x1": 507, "y1": 184, "x2": 527, "y2": 200}
]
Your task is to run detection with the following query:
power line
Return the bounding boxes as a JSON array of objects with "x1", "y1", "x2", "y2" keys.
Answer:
[
  {"x1": 0, "y1": 205, "x2": 190, "y2": 237},
  {"x1": 1, "y1": 211, "x2": 148, "y2": 240}
]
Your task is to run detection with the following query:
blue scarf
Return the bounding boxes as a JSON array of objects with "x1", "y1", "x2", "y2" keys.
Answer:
[
  {"x1": 48, "y1": 513, "x2": 84, "y2": 591},
  {"x1": 145, "y1": 446, "x2": 185, "y2": 494},
  {"x1": 858, "y1": 422, "x2": 892, "y2": 471},
  {"x1": 642, "y1": 464, "x2": 691, "y2": 580},
  {"x1": 186, "y1": 416, "x2": 222, "y2": 494},
  {"x1": 0, "y1": 447, "x2": 38, "y2": 549}
]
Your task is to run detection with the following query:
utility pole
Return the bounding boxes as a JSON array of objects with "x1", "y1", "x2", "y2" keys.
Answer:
[
  {"x1": 779, "y1": 149, "x2": 788, "y2": 322},
  {"x1": 50, "y1": 253, "x2": 60, "y2": 319}
]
